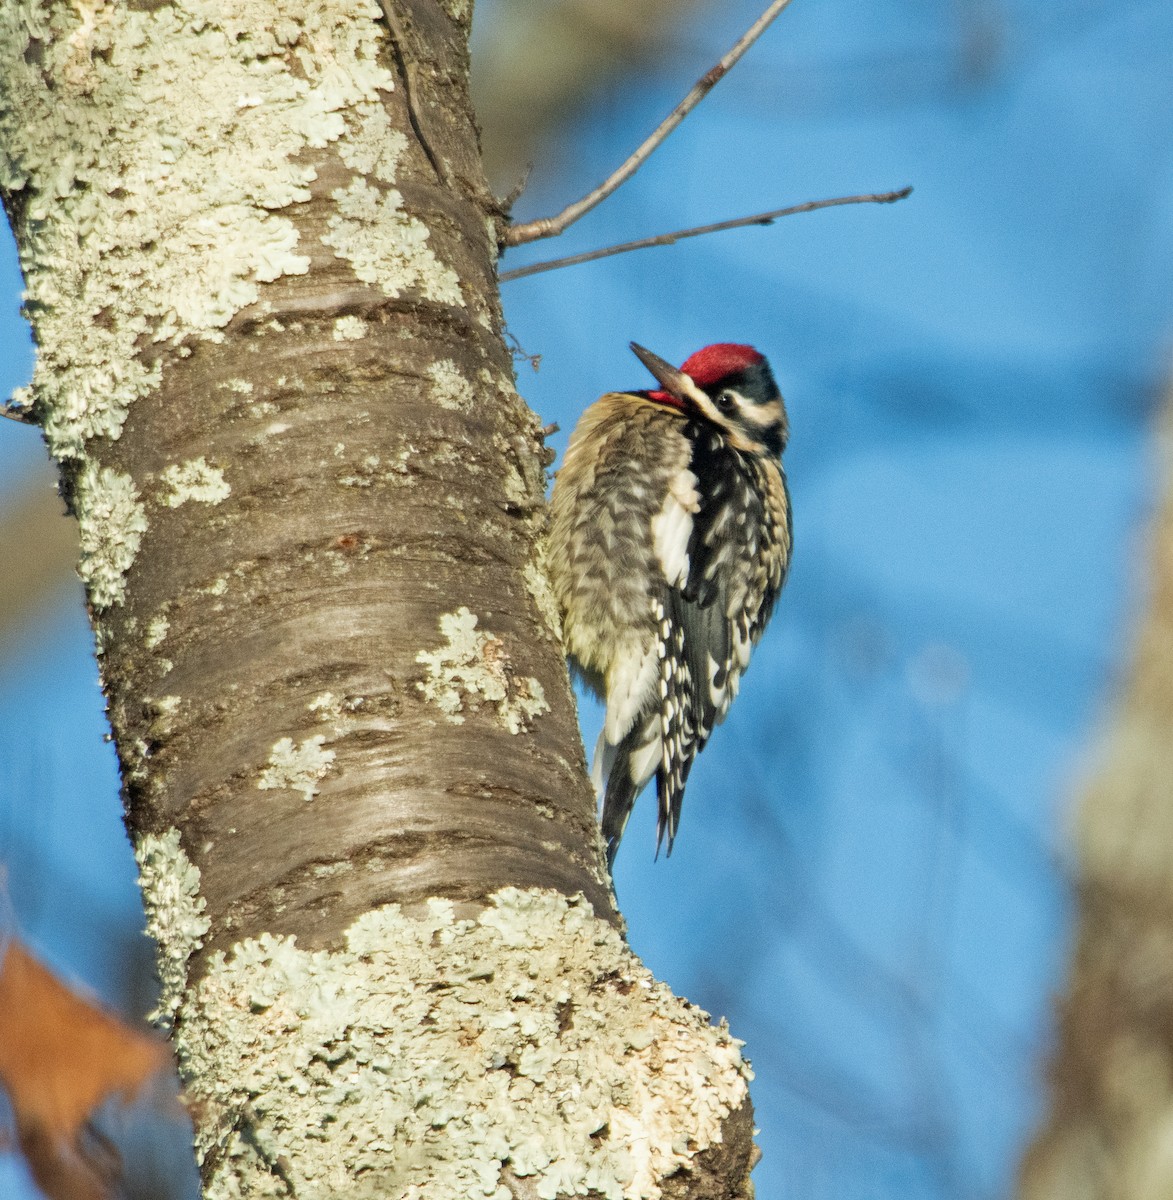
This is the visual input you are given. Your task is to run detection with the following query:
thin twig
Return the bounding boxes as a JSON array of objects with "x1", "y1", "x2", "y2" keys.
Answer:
[
  {"x1": 497, "y1": 165, "x2": 533, "y2": 217},
  {"x1": 0, "y1": 402, "x2": 36, "y2": 425},
  {"x1": 505, "y1": 327, "x2": 542, "y2": 371},
  {"x1": 503, "y1": 0, "x2": 797, "y2": 248},
  {"x1": 378, "y1": 0, "x2": 449, "y2": 185},
  {"x1": 498, "y1": 187, "x2": 913, "y2": 282}
]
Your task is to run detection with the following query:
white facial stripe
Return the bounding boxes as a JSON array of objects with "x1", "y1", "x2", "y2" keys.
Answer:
[
  {"x1": 675, "y1": 374, "x2": 712, "y2": 409},
  {"x1": 691, "y1": 392, "x2": 732, "y2": 426},
  {"x1": 741, "y1": 398, "x2": 784, "y2": 428}
]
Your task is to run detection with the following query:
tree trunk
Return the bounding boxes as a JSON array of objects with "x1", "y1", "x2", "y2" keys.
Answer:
[
  {"x1": 1020, "y1": 389, "x2": 1173, "y2": 1200},
  {"x1": 0, "y1": 3, "x2": 755, "y2": 1196}
]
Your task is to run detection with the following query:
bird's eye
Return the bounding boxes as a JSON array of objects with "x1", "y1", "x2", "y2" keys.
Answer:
[{"x1": 715, "y1": 389, "x2": 738, "y2": 413}]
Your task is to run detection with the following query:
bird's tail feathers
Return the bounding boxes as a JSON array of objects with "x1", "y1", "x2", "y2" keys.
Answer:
[
  {"x1": 599, "y1": 713, "x2": 661, "y2": 868},
  {"x1": 655, "y1": 752, "x2": 696, "y2": 860}
]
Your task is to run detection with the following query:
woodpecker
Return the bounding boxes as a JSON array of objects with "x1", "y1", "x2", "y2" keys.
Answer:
[{"x1": 548, "y1": 341, "x2": 792, "y2": 868}]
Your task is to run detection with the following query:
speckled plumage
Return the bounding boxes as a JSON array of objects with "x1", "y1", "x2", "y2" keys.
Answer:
[{"x1": 548, "y1": 343, "x2": 792, "y2": 868}]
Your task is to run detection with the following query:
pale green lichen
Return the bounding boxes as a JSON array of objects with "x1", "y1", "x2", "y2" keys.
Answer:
[
  {"x1": 0, "y1": 0, "x2": 395, "y2": 459},
  {"x1": 161, "y1": 457, "x2": 231, "y2": 507},
  {"x1": 309, "y1": 691, "x2": 343, "y2": 722},
  {"x1": 323, "y1": 177, "x2": 462, "y2": 306},
  {"x1": 74, "y1": 462, "x2": 148, "y2": 609},
  {"x1": 123, "y1": 736, "x2": 152, "y2": 784},
  {"x1": 503, "y1": 460, "x2": 529, "y2": 505},
  {"x1": 338, "y1": 105, "x2": 407, "y2": 181},
  {"x1": 417, "y1": 607, "x2": 550, "y2": 732},
  {"x1": 427, "y1": 358, "x2": 475, "y2": 411},
  {"x1": 147, "y1": 693, "x2": 183, "y2": 739},
  {"x1": 311, "y1": 860, "x2": 352, "y2": 879},
  {"x1": 525, "y1": 558, "x2": 563, "y2": 641},
  {"x1": 308, "y1": 690, "x2": 363, "y2": 735},
  {"x1": 503, "y1": 677, "x2": 548, "y2": 736},
  {"x1": 338, "y1": 453, "x2": 383, "y2": 488},
  {"x1": 258, "y1": 735, "x2": 336, "y2": 801},
  {"x1": 332, "y1": 314, "x2": 369, "y2": 340},
  {"x1": 135, "y1": 828, "x2": 211, "y2": 1030},
  {"x1": 145, "y1": 613, "x2": 170, "y2": 649},
  {"x1": 178, "y1": 888, "x2": 752, "y2": 1200},
  {"x1": 440, "y1": 0, "x2": 472, "y2": 23}
]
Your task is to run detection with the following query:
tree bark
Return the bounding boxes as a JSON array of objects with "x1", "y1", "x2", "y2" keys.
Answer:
[
  {"x1": 1019, "y1": 389, "x2": 1173, "y2": 1200},
  {"x1": 0, "y1": 2, "x2": 755, "y2": 1196}
]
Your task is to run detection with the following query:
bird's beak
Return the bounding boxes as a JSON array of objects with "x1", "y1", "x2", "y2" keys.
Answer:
[{"x1": 630, "y1": 342, "x2": 706, "y2": 405}]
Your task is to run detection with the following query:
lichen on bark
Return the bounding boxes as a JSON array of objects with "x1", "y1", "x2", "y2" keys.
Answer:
[
  {"x1": 183, "y1": 888, "x2": 752, "y2": 1200},
  {"x1": 136, "y1": 828, "x2": 212, "y2": 1030},
  {"x1": 0, "y1": 0, "x2": 401, "y2": 463}
]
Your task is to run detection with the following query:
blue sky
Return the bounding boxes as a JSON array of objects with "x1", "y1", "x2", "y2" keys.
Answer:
[{"x1": 2, "y1": 0, "x2": 1172, "y2": 1196}]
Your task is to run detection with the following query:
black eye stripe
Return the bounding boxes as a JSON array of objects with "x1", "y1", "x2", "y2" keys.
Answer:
[{"x1": 712, "y1": 360, "x2": 781, "y2": 407}]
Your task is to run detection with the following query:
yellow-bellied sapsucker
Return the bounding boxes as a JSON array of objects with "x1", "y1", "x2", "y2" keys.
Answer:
[{"x1": 549, "y1": 342, "x2": 792, "y2": 868}]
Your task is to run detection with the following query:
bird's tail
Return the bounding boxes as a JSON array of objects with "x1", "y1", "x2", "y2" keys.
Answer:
[
  {"x1": 597, "y1": 712, "x2": 661, "y2": 868},
  {"x1": 654, "y1": 750, "x2": 697, "y2": 860}
]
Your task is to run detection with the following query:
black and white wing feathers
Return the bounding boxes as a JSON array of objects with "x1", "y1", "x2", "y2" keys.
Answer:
[{"x1": 653, "y1": 425, "x2": 790, "y2": 855}]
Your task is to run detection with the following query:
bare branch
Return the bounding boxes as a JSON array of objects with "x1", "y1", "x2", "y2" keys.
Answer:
[
  {"x1": 497, "y1": 165, "x2": 533, "y2": 217},
  {"x1": 498, "y1": 187, "x2": 913, "y2": 282},
  {"x1": 1, "y1": 402, "x2": 36, "y2": 424},
  {"x1": 502, "y1": 0, "x2": 798, "y2": 248}
]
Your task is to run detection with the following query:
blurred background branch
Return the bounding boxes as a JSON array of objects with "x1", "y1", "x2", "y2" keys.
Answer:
[
  {"x1": 472, "y1": 0, "x2": 718, "y2": 195},
  {"x1": 1020, "y1": 372, "x2": 1173, "y2": 1200}
]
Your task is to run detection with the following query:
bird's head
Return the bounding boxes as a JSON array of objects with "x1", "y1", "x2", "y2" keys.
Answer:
[{"x1": 631, "y1": 341, "x2": 788, "y2": 456}]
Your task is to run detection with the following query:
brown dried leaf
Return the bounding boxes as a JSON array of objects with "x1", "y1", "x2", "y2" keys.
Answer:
[{"x1": 0, "y1": 938, "x2": 169, "y2": 1200}]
